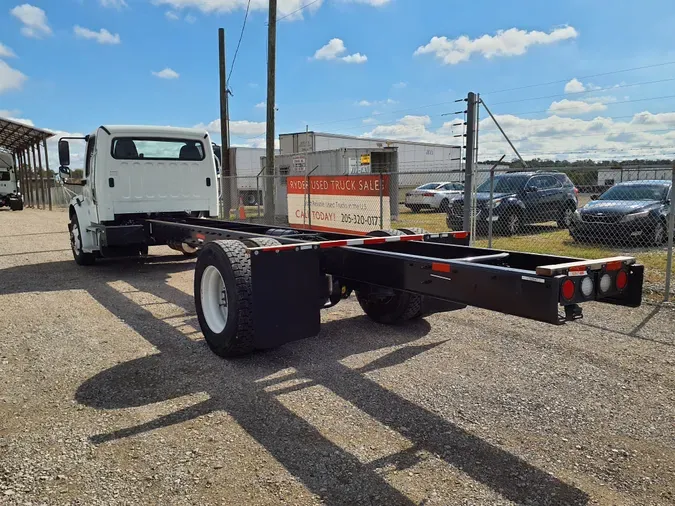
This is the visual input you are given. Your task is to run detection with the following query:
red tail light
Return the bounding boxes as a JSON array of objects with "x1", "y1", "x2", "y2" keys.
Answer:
[
  {"x1": 561, "y1": 279, "x2": 575, "y2": 300},
  {"x1": 616, "y1": 270, "x2": 628, "y2": 291},
  {"x1": 573, "y1": 187, "x2": 579, "y2": 195}
]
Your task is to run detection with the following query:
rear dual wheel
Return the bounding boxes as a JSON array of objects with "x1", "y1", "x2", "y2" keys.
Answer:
[
  {"x1": 195, "y1": 237, "x2": 281, "y2": 358},
  {"x1": 356, "y1": 229, "x2": 427, "y2": 324}
]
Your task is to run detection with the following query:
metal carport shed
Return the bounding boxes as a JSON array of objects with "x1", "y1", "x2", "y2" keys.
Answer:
[{"x1": 0, "y1": 116, "x2": 55, "y2": 210}]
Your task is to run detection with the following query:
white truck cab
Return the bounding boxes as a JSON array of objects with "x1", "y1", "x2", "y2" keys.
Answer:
[
  {"x1": 58, "y1": 125, "x2": 219, "y2": 264},
  {"x1": 0, "y1": 151, "x2": 23, "y2": 211}
]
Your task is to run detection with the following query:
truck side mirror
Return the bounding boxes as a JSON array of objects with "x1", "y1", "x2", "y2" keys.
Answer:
[
  {"x1": 59, "y1": 166, "x2": 71, "y2": 177},
  {"x1": 58, "y1": 140, "x2": 71, "y2": 167}
]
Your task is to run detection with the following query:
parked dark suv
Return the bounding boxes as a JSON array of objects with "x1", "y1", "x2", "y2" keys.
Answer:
[{"x1": 447, "y1": 171, "x2": 579, "y2": 235}]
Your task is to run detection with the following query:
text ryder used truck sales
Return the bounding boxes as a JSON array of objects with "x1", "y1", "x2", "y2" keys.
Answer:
[{"x1": 287, "y1": 175, "x2": 391, "y2": 234}]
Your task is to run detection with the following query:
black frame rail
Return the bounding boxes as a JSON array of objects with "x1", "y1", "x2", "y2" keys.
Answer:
[{"x1": 142, "y1": 217, "x2": 644, "y2": 327}]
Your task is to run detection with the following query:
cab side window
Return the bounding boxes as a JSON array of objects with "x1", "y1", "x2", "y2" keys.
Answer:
[{"x1": 85, "y1": 136, "x2": 96, "y2": 179}]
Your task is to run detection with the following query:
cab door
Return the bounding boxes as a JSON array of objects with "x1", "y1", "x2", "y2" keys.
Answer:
[{"x1": 82, "y1": 135, "x2": 99, "y2": 224}]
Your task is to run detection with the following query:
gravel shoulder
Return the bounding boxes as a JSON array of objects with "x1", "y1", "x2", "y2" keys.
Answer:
[{"x1": 0, "y1": 209, "x2": 673, "y2": 505}]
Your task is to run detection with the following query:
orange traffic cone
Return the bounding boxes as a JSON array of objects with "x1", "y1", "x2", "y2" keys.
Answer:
[{"x1": 239, "y1": 196, "x2": 246, "y2": 219}]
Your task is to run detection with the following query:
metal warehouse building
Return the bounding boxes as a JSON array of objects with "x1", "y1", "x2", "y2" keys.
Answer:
[{"x1": 279, "y1": 131, "x2": 462, "y2": 187}]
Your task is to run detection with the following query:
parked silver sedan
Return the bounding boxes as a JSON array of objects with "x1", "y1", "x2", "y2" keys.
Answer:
[{"x1": 404, "y1": 182, "x2": 464, "y2": 212}]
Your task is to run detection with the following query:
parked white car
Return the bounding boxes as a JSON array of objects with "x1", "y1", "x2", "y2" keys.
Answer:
[{"x1": 404, "y1": 182, "x2": 464, "y2": 212}]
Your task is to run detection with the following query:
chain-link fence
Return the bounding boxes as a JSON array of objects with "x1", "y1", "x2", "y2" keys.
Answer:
[{"x1": 220, "y1": 164, "x2": 674, "y2": 300}]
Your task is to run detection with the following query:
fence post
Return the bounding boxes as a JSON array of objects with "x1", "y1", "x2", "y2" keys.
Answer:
[
  {"x1": 42, "y1": 139, "x2": 52, "y2": 211},
  {"x1": 379, "y1": 172, "x2": 384, "y2": 230},
  {"x1": 665, "y1": 163, "x2": 675, "y2": 302},
  {"x1": 488, "y1": 166, "x2": 495, "y2": 248},
  {"x1": 463, "y1": 92, "x2": 477, "y2": 241},
  {"x1": 256, "y1": 168, "x2": 263, "y2": 218}
]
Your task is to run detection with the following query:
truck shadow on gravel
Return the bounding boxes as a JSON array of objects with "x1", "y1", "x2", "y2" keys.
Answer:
[{"x1": 1, "y1": 257, "x2": 589, "y2": 506}]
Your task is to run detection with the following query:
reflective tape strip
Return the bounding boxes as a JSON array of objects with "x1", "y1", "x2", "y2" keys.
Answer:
[{"x1": 252, "y1": 233, "x2": 426, "y2": 253}]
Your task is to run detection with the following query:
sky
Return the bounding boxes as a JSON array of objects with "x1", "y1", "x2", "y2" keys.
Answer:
[{"x1": 1, "y1": 0, "x2": 675, "y2": 167}]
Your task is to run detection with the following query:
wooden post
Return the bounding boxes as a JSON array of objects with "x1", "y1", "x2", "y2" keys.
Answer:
[
  {"x1": 42, "y1": 139, "x2": 52, "y2": 211},
  {"x1": 264, "y1": 0, "x2": 277, "y2": 222},
  {"x1": 36, "y1": 141, "x2": 49, "y2": 210},
  {"x1": 31, "y1": 144, "x2": 41, "y2": 209},
  {"x1": 218, "y1": 28, "x2": 231, "y2": 218}
]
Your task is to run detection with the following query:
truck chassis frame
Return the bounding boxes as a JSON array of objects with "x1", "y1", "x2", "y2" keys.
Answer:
[{"x1": 86, "y1": 216, "x2": 644, "y2": 358}]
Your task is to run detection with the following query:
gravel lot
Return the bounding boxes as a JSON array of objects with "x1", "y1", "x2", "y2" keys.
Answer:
[{"x1": 0, "y1": 209, "x2": 673, "y2": 506}]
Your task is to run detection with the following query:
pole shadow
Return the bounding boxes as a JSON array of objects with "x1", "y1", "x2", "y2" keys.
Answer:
[{"x1": 1, "y1": 256, "x2": 589, "y2": 505}]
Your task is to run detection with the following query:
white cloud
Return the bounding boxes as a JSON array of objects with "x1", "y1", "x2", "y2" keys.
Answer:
[
  {"x1": 0, "y1": 43, "x2": 16, "y2": 59},
  {"x1": 10, "y1": 4, "x2": 52, "y2": 39},
  {"x1": 100, "y1": 0, "x2": 128, "y2": 8},
  {"x1": 392, "y1": 81, "x2": 407, "y2": 89},
  {"x1": 153, "y1": 0, "x2": 324, "y2": 21},
  {"x1": 152, "y1": 68, "x2": 180, "y2": 79},
  {"x1": 357, "y1": 98, "x2": 397, "y2": 107},
  {"x1": 342, "y1": 0, "x2": 391, "y2": 4},
  {"x1": 548, "y1": 99, "x2": 607, "y2": 116},
  {"x1": 185, "y1": 13, "x2": 197, "y2": 23},
  {"x1": 631, "y1": 111, "x2": 675, "y2": 126},
  {"x1": 414, "y1": 26, "x2": 578, "y2": 65},
  {"x1": 255, "y1": 102, "x2": 266, "y2": 109},
  {"x1": 312, "y1": 38, "x2": 346, "y2": 60},
  {"x1": 564, "y1": 78, "x2": 585, "y2": 93},
  {"x1": 311, "y1": 38, "x2": 367, "y2": 63},
  {"x1": 0, "y1": 60, "x2": 28, "y2": 94},
  {"x1": 74, "y1": 26, "x2": 121, "y2": 45},
  {"x1": 341, "y1": 53, "x2": 367, "y2": 64},
  {"x1": 196, "y1": 119, "x2": 267, "y2": 137},
  {"x1": 356, "y1": 108, "x2": 675, "y2": 161},
  {"x1": 166, "y1": 10, "x2": 180, "y2": 19}
]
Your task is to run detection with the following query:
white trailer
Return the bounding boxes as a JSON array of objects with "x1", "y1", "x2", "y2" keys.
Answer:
[
  {"x1": 0, "y1": 151, "x2": 23, "y2": 210},
  {"x1": 280, "y1": 131, "x2": 462, "y2": 187},
  {"x1": 213, "y1": 146, "x2": 279, "y2": 205}
]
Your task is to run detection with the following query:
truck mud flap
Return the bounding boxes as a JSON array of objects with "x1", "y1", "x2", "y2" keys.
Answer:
[{"x1": 250, "y1": 249, "x2": 322, "y2": 349}]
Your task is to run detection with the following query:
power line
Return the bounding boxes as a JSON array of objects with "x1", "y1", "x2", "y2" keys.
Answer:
[
  {"x1": 500, "y1": 94, "x2": 675, "y2": 117},
  {"x1": 276, "y1": 0, "x2": 322, "y2": 22},
  {"x1": 489, "y1": 77, "x2": 675, "y2": 107},
  {"x1": 479, "y1": 127, "x2": 675, "y2": 144},
  {"x1": 227, "y1": 0, "x2": 252, "y2": 85},
  {"x1": 482, "y1": 60, "x2": 675, "y2": 96}
]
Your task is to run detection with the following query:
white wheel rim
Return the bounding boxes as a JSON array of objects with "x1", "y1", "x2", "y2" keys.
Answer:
[
  {"x1": 71, "y1": 224, "x2": 81, "y2": 254},
  {"x1": 200, "y1": 265, "x2": 228, "y2": 334},
  {"x1": 181, "y1": 243, "x2": 198, "y2": 254}
]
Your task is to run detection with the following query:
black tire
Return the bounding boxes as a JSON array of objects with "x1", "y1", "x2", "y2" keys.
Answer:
[
  {"x1": 246, "y1": 193, "x2": 257, "y2": 206},
  {"x1": 652, "y1": 219, "x2": 666, "y2": 246},
  {"x1": 502, "y1": 212, "x2": 520, "y2": 237},
  {"x1": 367, "y1": 229, "x2": 407, "y2": 237},
  {"x1": 242, "y1": 237, "x2": 281, "y2": 248},
  {"x1": 194, "y1": 240, "x2": 256, "y2": 358},
  {"x1": 69, "y1": 213, "x2": 95, "y2": 266},
  {"x1": 439, "y1": 199, "x2": 450, "y2": 213},
  {"x1": 356, "y1": 288, "x2": 423, "y2": 325},
  {"x1": 557, "y1": 204, "x2": 576, "y2": 229},
  {"x1": 356, "y1": 229, "x2": 423, "y2": 324},
  {"x1": 448, "y1": 219, "x2": 463, "y2": 232},
  {"x1": 409, "y1": 204, "x2": 421, "y2": 213},
  {"x1": 9, "y1": 198, "x2": 23, "y2": 211},
  {"x1": 398, "y1": 227, "x2": 428, "y2": 236}
]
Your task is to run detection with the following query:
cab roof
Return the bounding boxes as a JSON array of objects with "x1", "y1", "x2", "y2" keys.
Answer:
[{"x1": 99, "y1": 125, "x2": 209, "y2": 138}]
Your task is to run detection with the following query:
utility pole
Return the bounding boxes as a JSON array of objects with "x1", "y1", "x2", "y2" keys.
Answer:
[
  {"x1": 264, "y1": 0, "x2": 277, "y2": 222},
  {"x1": 463, "y1": 92, "x2": 477, "y2": 234},
  {"x1": 218, "y1": 28, "x2": 232, "y2": 219}
]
